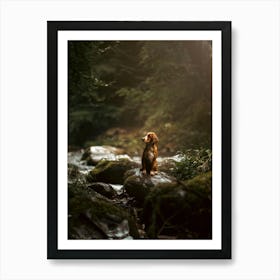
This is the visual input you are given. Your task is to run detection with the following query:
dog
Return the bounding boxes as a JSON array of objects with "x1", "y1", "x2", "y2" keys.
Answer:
[{"x1": 140, "y1": 132, "x2": 159, "y2": 176}]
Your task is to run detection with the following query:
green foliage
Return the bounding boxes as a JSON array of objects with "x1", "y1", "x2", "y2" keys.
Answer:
[
  {"x1": 172, "y1": 149, "x2": 212, "y2": 180},
  {"x1": 68, "y1": 104, "x2": 120, "y2": 145},
  {"x1": 119, "y1": 41, "x2": 212, "y2": 150},
  {"x1": 68, "y1": 40, "x2": 212, "y2": 149}
]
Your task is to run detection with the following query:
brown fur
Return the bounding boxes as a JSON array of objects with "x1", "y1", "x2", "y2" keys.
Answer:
[{"x1": 140, "y1": 132, "x2": 159, "y2": 176}]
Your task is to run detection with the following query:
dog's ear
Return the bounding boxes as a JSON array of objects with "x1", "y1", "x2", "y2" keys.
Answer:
[{"x1": 151, "y1": 133, "x2": 159, "y2": 144}]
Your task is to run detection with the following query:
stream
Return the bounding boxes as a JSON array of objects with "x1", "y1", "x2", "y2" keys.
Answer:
[
  {"x1": 68, "y1": 147, "x2": 183, "y2": 194},
  {"x1": 68, "y1": 146, "x2": 211, "y2": 240}
]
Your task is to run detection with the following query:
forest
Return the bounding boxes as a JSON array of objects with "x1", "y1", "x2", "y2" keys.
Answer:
[
  {"x1": 68, "y1": 40, "x2": 213, "y2": 240},
  {"x1": 69, "y1": 40, "x2": 212, "y2": 153}
]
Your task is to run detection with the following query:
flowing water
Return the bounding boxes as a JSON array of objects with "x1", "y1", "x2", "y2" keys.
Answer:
[{"x1": 68, "y1": 146, "x2": 184, "y2": 239}]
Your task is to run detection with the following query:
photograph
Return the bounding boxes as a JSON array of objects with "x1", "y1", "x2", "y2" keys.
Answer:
[
  {"x1": 67, "y1": 39, "x2": 213, "y2": 241},
  {"x1": 47, "y1": 21, "x2": 231, "y2": 259}
]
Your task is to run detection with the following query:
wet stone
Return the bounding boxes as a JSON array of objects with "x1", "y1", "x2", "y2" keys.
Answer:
[
  {"x1": 87, "y1": 182, "x2": 116, "y2": 199},
  {"x1": 81, "y1": 146, "x2": 130, "y2": 165}
]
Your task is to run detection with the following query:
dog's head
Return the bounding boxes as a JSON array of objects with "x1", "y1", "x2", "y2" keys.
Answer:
[{"x1": 142, "y1": 132, "x2": 159, "y2": 144}]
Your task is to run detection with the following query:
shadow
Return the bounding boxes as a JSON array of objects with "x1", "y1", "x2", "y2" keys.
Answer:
[{"x1": 48, "y1": 258, "x2": 232, "y2": 267}]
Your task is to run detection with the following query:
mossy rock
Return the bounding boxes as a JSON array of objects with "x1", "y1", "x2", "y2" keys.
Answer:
[
  {"x1": 87, "y1": 182, "x2": 116, "y2": 199},
  {"x1": 68, "y1": 163, "x2": 80, "y2": 179},
  {"x1": 87, "y1": 159, "x2": 139, "y2": 184},
  {"x1": 68, "y1": 163, "x2": 87, "y2": 186},
  {"x1": 183, "y1": 171, "x2": 212, "y2": 199},
  {"x1": 68, "y1": 182, "x2": 139, "y2": 239},
  {"x1": 123, "y1": 174, "x2": 154, "y2": 204},
  {"x1": 123, "y1": 168, "x2": 178, "y2": 205},
  {"x1": 157, "y1": 159, "x2": 177, "y2": 175},
  {"x1": 143, "y1": 172, "x2": 212, "y2": 239}
]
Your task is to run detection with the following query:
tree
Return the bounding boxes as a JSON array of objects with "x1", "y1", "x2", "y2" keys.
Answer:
[{"x1": 68, "y1": 40, "x2": 212, "y2": 149}]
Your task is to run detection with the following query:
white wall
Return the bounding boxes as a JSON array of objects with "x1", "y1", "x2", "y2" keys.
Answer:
[{"x1": 0, "y1": 0, "x2": 279, "y2": 279}]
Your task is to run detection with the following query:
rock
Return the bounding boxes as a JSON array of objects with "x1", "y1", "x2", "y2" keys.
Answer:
[
  {"x1": 110, "y1": 184, "x2": 124, "y2": 195},
  {"x1": 68, "y1": 150, "x2": 93, "y2": 173},
  {"x1": 156, "y1": 155, "x2": 185, "y2": 175},
  {"x1": 87, "y1": 159, "x2": 140, "y2": 184},
  {"x1": 123, "y1": 168, "x2": 177, "y2": 204},
  {"x1": 68, "y1": 163, "x2": 88, "y2": 186},
  {"x1": 68, "y1": 163, "x2": 80, "y2": 179},
  {"x1": 143, "y1": 172, "x2": 212, "y2": 239},
  {"x1": 87, "y1": 182, "x2": 116, "y2": 199},
  {"x1": 157, "y1": 159, "x2": 177, "y2": 175},
  {"x1": 81, "y1": 145, "x2": 129, "y2": 165},
  {"x1": 68, "y1": 182, "x2": 139, "y2": 239}
]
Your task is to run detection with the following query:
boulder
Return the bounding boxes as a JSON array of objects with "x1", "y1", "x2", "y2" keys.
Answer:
[
  {"x1": 68, "y1": 182, "x2": 139, "y2": 239},
  {"x1": 87, "y1": 182, "x2": 116, "y2": 199},
  {"x1": 68, "y1": 163, "x2": 80, "y2": 179},
  {"x1": 157, "y1": 158, "x2": 176, "y2": 175},
  {"x1": 123, "y1": 168, "x2": 177, "y2": 204},
  {"x1": 143, "y1": 172, "x2": 212, "y2": 239},
  {"x1": 81, "y1": 145, "x2": 129, "y2": 165},
  {"x1": 155, "y1": 154, "x2": 185, "y2": 175},
  {"x1": 68, "y1": 163, "x2": 87, "y2": 186},
  {"x1": 87, "y1": 159, "x2": 140, "y2": 184}
]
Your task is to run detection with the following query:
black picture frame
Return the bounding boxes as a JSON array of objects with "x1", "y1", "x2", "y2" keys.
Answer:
[{"x1": 47, "y1": 21, "x2": 231, "y2": 259}]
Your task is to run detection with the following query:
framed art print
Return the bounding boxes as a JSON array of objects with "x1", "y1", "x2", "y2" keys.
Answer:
[{"x1": 47, "y1": 21, "x2": 231, "y2": 259}]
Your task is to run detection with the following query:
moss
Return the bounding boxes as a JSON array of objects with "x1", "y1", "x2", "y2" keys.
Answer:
[
  {"x1": 88, "y1": 183, "x2": 116, "y2": 198},
  {"x1": 143, "y1": 172, "x2": 212, "y2": 239},
  {"x1": 124, "y1": 174, "x2": 154, "y2": 204},
  {"x1": 87, "y1": 159, "x2": 139, "y2": 184},
  {"x1": 80, "y1": 147, "x2": 91, "y2": 161},
  {"x1": 183, "y1": 171, "x2": 212, "y2": 198},
  {"x1": 184, "y1": 171, "x2": 212, "y2": 187},
  {"x1": 68, "y1": 183, "x2": 139, "y2": 239},
  {"x1": 123, "y1": 170, "x2": 178, "y2": 205},
  {"x1": 68, "y1": 163, "x2": 80, "y2": 179},
  {"x1": 91, "y1": 159, "x2": 111, "y2": 173},
  {"x1": 88, "y1": 199, "x2": 139, "y2": 237}
]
